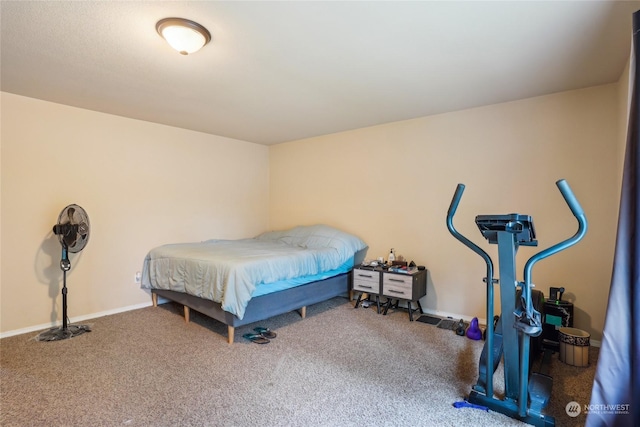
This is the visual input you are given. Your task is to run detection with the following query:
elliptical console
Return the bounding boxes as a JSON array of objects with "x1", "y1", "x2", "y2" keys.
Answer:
[{"x1": 475, "y1": 214, "x2": 537, "y2": 246}]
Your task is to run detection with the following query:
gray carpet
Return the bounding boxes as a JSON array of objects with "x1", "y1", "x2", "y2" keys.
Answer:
[{"x1": 0, "y1": 297, "x2": 597, "y2": 426}]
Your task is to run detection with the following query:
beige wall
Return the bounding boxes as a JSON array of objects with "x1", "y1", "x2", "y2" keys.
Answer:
[
  {"x1": 0, "y1": 93, "x2": 269, "y2": 335},
  {"x1": 270, "y1": 84, "x2": 621, "y2": 342}
]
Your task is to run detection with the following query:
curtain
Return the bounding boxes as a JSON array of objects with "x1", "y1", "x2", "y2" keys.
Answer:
[{"x1": 586, "y1": 10, "x2": 639, "y2": 427}]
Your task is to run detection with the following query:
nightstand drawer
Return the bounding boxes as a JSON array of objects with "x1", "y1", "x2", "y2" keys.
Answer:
[
  {"x1": 383, "y1": 274, "x2": 413, "y2": 288},
  {"x1": 353, "y1": 269, "x2": 380, "y2": 294},
  {"x1": 382, "y1": 280, "x2": 412, "y2": 299},
  {"x1": 380, "y1": 268, "x2": 428, "y2": 321},
  {"x1": 382, "y1": 270, "x2": 427, "y2": 301}
]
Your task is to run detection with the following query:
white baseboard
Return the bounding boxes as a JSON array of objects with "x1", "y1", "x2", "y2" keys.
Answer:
[{"x1": 0, "y1": 298, "x2": 169, "y2": 339}]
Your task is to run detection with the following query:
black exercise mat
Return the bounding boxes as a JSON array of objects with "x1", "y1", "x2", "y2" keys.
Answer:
[
  {"x1": 437, "y1": 319, "x2": 458, "y2": 330},
  {"x1": 416, "y1": 315, "x2": 441, "y2": 325}
]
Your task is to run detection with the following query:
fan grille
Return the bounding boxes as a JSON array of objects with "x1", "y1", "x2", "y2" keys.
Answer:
[{"x1": 55, "y1": 204, "x2": 90, "y2": 253}]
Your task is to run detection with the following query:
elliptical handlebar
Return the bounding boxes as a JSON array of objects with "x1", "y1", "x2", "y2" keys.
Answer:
[
  {"x1": 556, "y1": 179, "x2": 586, "y2": 219},
  {"x1": 523, "y1": 179, "x2": 588, "y2": 284},
  {"x1": 446, "y1": 183, "x2": 496, "y2": 399},
  {"x1": 446, "y1": 184, "x2": 494, "y2": 270},
  {"x1": 516, "y1": 179, "x2": 587, "y2": 343},
  {"x1": 447, "y1": 183, "x2": 466, "y2": 220},
  {"x1": 516, "y1": 179, "x2": 587, "y2": 418}
]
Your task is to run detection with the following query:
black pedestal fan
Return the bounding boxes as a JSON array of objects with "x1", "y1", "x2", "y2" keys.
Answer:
[{"x1": 37, "y1": 204, "x2": 91, "y2": 341}]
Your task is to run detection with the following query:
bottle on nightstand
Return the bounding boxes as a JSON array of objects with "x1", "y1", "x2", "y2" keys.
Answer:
[{"x1": 388, "y1": 248, "x2": 395, "y2": 264}]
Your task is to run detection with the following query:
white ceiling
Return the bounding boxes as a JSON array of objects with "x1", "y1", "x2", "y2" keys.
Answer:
[{"x1": 1, "y1": 1, "x2": 638, "y2": 145}]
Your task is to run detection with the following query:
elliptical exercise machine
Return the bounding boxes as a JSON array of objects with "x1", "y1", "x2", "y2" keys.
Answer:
[{"x1": 446, "y1": 179, "x2": 587, "y2": 426}]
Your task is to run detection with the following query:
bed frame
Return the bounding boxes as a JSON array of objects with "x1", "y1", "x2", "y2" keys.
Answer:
[{"x1": 151, "y1": 271, "x2": 353, "y2": 344}]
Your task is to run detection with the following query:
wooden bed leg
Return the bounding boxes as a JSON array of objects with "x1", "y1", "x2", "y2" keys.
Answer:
[
  {"x1": 184, "y1": 305, "x2": 190, "y2": 323},
  {"x1": 151, "y1": 292, "x2": 158, "y2": 307},
  {"x1": 227, "y1": 326, "x2": 234, "y2": 344},
  {"x1": 300, "y1": 306, "x2": 307, "y2": 319}
]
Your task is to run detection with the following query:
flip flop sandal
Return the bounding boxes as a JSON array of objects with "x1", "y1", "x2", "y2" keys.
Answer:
[
  {"x1": 254, "y1": 327, "x2": 277, "y2": 339},
  {"x1": 243, "y1": 333, "x2": 270, "y2": 344}
]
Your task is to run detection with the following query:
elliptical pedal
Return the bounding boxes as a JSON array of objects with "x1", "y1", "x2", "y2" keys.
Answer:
[
  {"x1": 528, "y1": 372, "x2": 552, "y2": 415},
  {"x1": 474, "y1": 316, "x2": 503, "y2": 394},
  {"x1": 528, "y1": 347, "x2": 554, "y2": 416}
]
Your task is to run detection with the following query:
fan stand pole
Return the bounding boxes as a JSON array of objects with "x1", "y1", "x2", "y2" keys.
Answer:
[
  {"x1": 59, "y1": 243, "x2": 71, "y2": 332},
  {"x1": 62, "y1": 269, "x2": 68, "y2": 331}
]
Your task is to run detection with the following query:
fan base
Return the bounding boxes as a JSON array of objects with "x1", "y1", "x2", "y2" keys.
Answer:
[{"x1": 36, "y1": 324, "x2": 91, "y2": 342}]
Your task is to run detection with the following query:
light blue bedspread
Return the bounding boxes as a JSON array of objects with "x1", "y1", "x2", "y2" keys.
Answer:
[{"x1": 141, "y1": 225, "x2": 367, "y2": 319}]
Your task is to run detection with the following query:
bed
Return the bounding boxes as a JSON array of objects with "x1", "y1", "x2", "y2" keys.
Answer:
[{"x1": 141, "y1": 224, "x2": 368, "y2": 343}]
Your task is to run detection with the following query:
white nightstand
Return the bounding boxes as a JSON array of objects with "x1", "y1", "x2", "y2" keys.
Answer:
[
  {"x1": 381, "y1": 269, "x2": 427, "y2": 321},
  {"x1": 352, "y1": 267, "x2": 382, "y2": 313}
]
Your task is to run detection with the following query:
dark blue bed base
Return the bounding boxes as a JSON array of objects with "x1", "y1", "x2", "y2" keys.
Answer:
[{"x1": 151, "y1": 271, "x2": 352, "y2": 344}]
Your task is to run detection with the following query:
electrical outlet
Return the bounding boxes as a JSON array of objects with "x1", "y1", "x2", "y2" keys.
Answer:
[{"x1": 135, "y1": 271, "x2": 141, "y2": 284}]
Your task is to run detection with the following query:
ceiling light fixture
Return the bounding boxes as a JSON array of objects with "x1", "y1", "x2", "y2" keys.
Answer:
[{"x1": 156, "y1": 17, "x2": 211, "y2": 55}]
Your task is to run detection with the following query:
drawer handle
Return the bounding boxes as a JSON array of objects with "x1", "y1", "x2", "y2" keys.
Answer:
[
  {"x1": 389, "y1": 278, "x2": 406, "y2": 283},
  {"x1": 359, "y1": 285, "x2": 373, "y2": 289},
  {"x1": 357, "y1": 274, "x2": 373, "y2": 278},
  {"x1": 388, "y1": 289, "x2": 406, "y2": 294}
]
